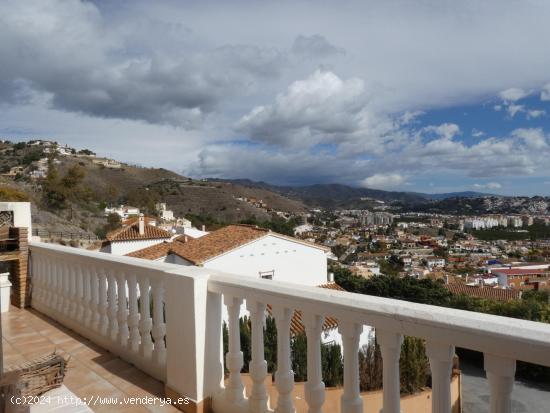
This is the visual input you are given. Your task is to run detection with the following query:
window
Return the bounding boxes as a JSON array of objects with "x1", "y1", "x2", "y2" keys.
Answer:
[{"x1": 259, "y1": 270, "x2": 274, "y2": 280}]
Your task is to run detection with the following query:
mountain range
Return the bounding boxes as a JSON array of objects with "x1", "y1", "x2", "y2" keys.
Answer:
[{"x1": 211, "y1": 179, "x2": 495, "y2": 207}]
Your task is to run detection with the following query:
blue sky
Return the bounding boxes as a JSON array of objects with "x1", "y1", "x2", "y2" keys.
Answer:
[{"x1": 1, "y1": 0, "x2": 550, "y2": 196}]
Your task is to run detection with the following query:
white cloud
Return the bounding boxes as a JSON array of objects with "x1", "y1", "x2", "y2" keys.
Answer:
[
  {"x1": 361, "y1": 173, "x2": 406, "y2": 189},
  {"x1": 499, "y1": 87, "x2": 528, "y2": 102},
  {"x1": 472, "y1": 129, "x2": 485, "y2": 137},
  {"x1": 422, "y1": 123, "x2": 460, "y2": 139},
  {"x1": 541, "y1": 83, "x2": 550, "y2": 101},
  {"x1": 527, "y1": 109, "x2": 546, "y2": 119},
  {"x1": 235, "y1": 70, "x2": 372, "y2": 147},
  {"x1": 473, "y1": 182, "x2": 502, "y2": 190},
  {"x1": 511, "y1": 128, "x2": 548, "y2": 149},
  {"x1": 506, "y1": 104, "x2": 524, "y2": 117}
]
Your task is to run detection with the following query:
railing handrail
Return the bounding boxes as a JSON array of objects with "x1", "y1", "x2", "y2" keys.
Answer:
[
  {"x1": 29, "y1": 241, "x2": 550, "y2": 368},
  {"x1": 29, "y1": 241, "x2": 199, "y2": 274},
  {"x1": 208, "y1": 272, "x2": 550, "y2": 368}
]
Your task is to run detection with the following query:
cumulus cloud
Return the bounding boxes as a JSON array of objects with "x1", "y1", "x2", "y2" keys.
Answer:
[
  {"x1": 473, "y1": 182, "x2": 502, "y2": 190},
  {"x1": 361, "y1": 173, "x2": 406, "y2": 189},
  {"x1": 527, "y1": 109, "x2": 546, "y2": 119},
  {"x1": 506, "y1": 104, "x2": 524, "y2": 118},
  {"x1": 421, "y1": 123, "x2": 460, "y2": 140},
  {"x1": 235, "y1": 70, "x2": 371, "y2": 147},
  {"x1": 499, "y1": 87, "x2": 528, "y2": 102}
]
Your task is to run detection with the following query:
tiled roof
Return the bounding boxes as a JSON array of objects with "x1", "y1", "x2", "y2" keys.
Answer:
[
  {"x1": 126, "y1": 242, "x2": 172, "y2": 260},
  {"x1": 444, "y1": 284, "x2": 521, "y2": 301},
  {"x1": 164, "y1": 225, "x2": 270, "y2": 265},
  {"x1": 106, "y1": 223, "x2": 172, "y2": 242},
  {"x1": 491, "y1": 268, "x2": 547, "y2": 276},
  {"x1": 121, "y1": 216, "x2": 157, "y2": 226}
]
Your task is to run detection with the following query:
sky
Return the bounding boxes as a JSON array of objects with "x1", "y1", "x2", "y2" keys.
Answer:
[{"x1": 1, "y1": 0, "x2": 550, "y2": 196}]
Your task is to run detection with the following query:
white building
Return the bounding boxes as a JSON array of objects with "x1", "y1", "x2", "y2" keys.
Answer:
[
  {"x1": 155, "y1": 203, "x2": 175, "y2": 222},
  {"x1": 104, "y1": 205, "x2": 140, "y2": 219}
]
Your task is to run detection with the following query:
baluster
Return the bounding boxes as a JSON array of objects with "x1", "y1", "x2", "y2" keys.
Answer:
[
  {"x1": 51, "y1": 258, "x2": 60, "y2": 313},
  {"x1": 117, "y1": 273, "x2": 129, "y2": 347},
  {"x1": 246, "y1": 300, "x2": 269, "y2": 413},
  {"x1": 90, "y1": 266, "x2": 100, "y2": 332},
  {"x1": 82, "y1": 266, "x2": 92, "y2": 328},
  {"x1": 127, "y1": 274, "x2": 140, "y2": 353},
  {"x1": 224, "y1": 295, "x2": 245, "y2": 405},
  {"x1": 484, "y1": 354, "x2": 516, "y2": 413},
  {"x1": 426, "y1": 342, "x2": 455, "y2": 413},
  {"x1": 151, "y1": 279, "x2": 166, "y2": 364},
  {"x1": 303, "y1": 313, "x2": 325, "y2": 413},
  {"x1": 76, "y1": 266, "x2": 85, "y2": 323},
  {"x1": 43, "y1": 256, "x2": 52, "y2": 309},
  {"x1": 32, "y1": 254, "x2": 43, "y2": 305},
  {"x1": 31, "y1": 254, "x2": 42, "y2": 304},
  {"x1": 138, "y1": 276, "x2": 153, "y2": 358},
  {"x1": 62, "y1": 262, "x2": 71, "y2": 315},
  {"x1": 56, "y1": 261, "x2": 65, "y2": 314},
  {"x1": 98, "y1": 271, "x2": 109, "y2": 336},
  {"x1": 68, "y1": 262, "x2": 77, "y2": 318},
  {"x1": 339, "y1": 321, "x2": 363, "y2": 413},
  {"x1": 272, "y1": 305, "x2": 295, "y2": 413},
  {"x1": 377, "y1": 330, "x2": 403, "y2": 413},
  {"x1": 107, "y1": 272, "x2": 119, "y2": 341}
]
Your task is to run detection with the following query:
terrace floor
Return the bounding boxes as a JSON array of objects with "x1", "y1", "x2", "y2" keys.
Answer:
[{"x1": 1, "y1": 306, "x2": 180, "y2": 413}]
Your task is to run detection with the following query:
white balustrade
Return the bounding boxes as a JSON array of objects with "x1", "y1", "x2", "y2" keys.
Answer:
[
  {"x1": 29, "y1": 244, "x2": 168, "y2": 382},
  {"x1": 117, "y1": 273, "x2": 129, "y2": 347},
  {"x1": 246, "y1": 300, "x2": 269, "y2": 413},
  {"x1": 426, "y1": 342, "x2": 455, "y2": 413},
  {"x1": 339, "y1": 321, "x2": 363, "y2": 413},
  {"x1": 151, "y1": 279, "x2": 166, "y2": 364},
  {"x1": 484, "y1": 354, "x2": 516, "y2": 413},
  {"x1": 29, "y1": 243, "x2": 550, "y2": 413},
  {"x1": 377, "y1": 330, "x2": 403, "y2": 413},
  {"x1": 127, "y1": 274, "x2": 140, "y2": 353},
  {"x1": 273, "y1": 305, "x2": 296, "y2": 413},
  {"x1": 224, "y1": 295, "x2": 246, "y2": 405},
  {"x1": 303, "y1": 313, "x2": 325, "y2": 413},
  {"x1": 138, "y1": 275, "x2": 154, "y2": 359}
]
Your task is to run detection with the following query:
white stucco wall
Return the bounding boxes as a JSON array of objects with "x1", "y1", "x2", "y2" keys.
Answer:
[
  {"x1": 0, "y1": 202, "x2": 32, "y2": 240},
  {"x1": 101, "y1": 239, "x2": 169, "y2": 256},
  {"x1": 203, "y1": 234, "x2": 328, "y2": 286}
]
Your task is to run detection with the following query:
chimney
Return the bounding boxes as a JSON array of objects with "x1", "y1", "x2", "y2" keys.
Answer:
[
  {"x1": 202, "y1": 225, "x2": 206, "y2": 232},
  {"x1": 138, "y1": 213, "x2": 145, "y2": 236},
  {"x1": 327, "y1": 272, "x2": 334, "y2": 283},
  {"x1": 445, "y1": 274, "x2": 449, "y2": 285}
]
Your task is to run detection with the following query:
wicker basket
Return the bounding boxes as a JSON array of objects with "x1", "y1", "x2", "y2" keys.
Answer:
[{"x1": 0, "y1": 351, "x2": 69, "y2": 411}]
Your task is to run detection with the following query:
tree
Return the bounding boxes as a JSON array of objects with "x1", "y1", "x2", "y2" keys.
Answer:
[
  {"x1": 321, "y1": 343, "x2": 343, "y2": 387},
  {"x1": 400, "y1": 337, "x2": 429, "y2": 394},
  {"x1": 359, "y1": 343, "x2": 382, "y2": 391}
]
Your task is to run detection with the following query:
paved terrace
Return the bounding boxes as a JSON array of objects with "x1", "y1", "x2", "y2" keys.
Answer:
[{"x1": 2, "y1": 306, "x2": 179, "y2": 413}]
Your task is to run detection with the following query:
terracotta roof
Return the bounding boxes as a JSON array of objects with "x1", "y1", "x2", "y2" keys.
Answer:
[
  {"x1": 121, "y1": 216, "x2": 157, "y2": 226},
  {"x1": 126, "y1": 242, "x2": 172, "y2": 260},
  {"x1": 164, "y1": 225, "x2": 270, "y2": 265},
  {"x1": 318, "y1": 282, "x2": 346, "y2": 291},
  {"x1": 444, "y1": 284, "x2": 521, "y2": 301},
  {"x1": 125, "y1": 237, "x2": 191, "y2": 260},
  {"x1": 106, "y1": 222, "x2": 172, "y2": 242},
  {"x1": 491, "y1": 268, "x2": 547, "y2": 277}
]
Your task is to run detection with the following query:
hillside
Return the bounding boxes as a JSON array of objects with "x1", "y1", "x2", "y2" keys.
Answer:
[{"x1": 0, "y1": 140, "x2": 307, "y2": 237}]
